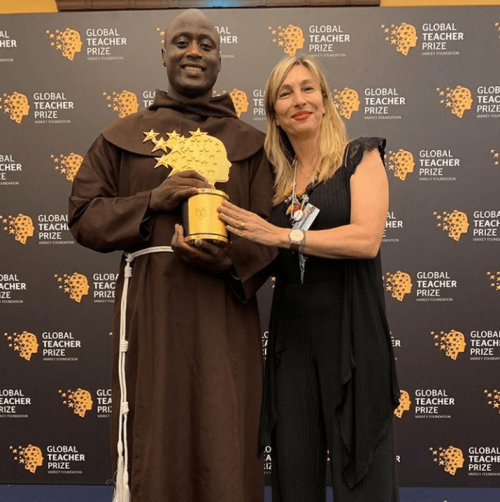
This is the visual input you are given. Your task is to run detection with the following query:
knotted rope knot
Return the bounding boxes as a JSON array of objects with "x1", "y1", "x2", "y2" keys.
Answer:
[
  {"x1": 120, "y1": 402, "x2": 129, "y2": 414},
  {"x1": 124, "y1": 263, "x2": 132, "y2": 279},
  {"x1": 120, "y1": 340, "x2": 128, "y2": 352}
]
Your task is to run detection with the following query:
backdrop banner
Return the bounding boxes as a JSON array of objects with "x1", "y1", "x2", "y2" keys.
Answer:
[{"x1": 1, "y1": 5, "x2": 499, "y2": 490}]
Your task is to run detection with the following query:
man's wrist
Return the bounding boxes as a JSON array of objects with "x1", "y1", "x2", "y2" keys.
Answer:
[
  {"x1": 215, "y1": 256, "x2": 233, "y2": 273},
  {"x1": 148, "y1": 189, "x2": 159, "y2": 213}
]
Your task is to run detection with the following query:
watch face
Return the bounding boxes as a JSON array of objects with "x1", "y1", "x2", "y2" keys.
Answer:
[{"x1": 290, "y1": 229, "x2": 304, "y2": 242}]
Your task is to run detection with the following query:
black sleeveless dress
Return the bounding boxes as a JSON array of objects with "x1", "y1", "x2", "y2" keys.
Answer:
[{"x1": 260, "y1": 137, "x2": 400, "y2": 497}]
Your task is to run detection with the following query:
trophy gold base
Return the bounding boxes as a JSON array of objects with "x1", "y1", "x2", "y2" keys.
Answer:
[{"x1": 183, "y1": 188, "x2": 230, "y2": 246}]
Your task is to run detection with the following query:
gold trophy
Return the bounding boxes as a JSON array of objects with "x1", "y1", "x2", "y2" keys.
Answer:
[{"x1": 144, "y1": 128, "x2": 231, "y2": 246}]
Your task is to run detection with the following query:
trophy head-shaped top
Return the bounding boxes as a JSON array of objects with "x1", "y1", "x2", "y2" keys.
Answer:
[{"x1": 145, "y1": 128, "x2": 231, "y2": 185}]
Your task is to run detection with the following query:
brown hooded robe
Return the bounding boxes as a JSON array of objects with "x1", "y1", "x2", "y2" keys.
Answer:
[{"x1": 69, "y1": 90, "x2": 276, "y2": 502}]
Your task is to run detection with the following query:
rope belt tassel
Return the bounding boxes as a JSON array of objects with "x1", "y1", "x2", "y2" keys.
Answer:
[{"x1": 112, "y1": 246, "x2": 174, "y2": 502}]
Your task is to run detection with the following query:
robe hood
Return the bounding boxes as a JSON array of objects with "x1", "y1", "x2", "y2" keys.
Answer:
[{"x1": 101, "y1": 89, "x2": 265, "y2": 162}]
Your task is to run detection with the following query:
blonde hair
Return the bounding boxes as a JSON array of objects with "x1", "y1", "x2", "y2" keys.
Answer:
[{"x1": 264, "y1": 55, "x2": 348, "y2": 205}]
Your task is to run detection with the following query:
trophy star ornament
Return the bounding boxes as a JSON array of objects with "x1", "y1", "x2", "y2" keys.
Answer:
[
  {"x1": 143, "y1": 129, "x2": 159, "y2": 143},
  {"x1": 143, "y1": 128, "x2": 231, "y2": 185},
  {"x1": 154, "y1": 155, "x2": 170, "y2": 169},
  {"x1": 151, "y1": 137, "x2": 169, "y2": 153}
]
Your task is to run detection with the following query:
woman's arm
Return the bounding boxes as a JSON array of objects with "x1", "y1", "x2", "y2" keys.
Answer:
[{"x1": 219, "y1": 148, "x2": 388, "y2": 260}]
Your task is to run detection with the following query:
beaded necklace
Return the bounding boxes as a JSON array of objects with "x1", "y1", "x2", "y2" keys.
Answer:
[
  {"x1": 283, "y1": 158, "x2": 318, "y2": 223},
  {"x1": 282, "y1": 158, "x2": 319, "y2": 283}
]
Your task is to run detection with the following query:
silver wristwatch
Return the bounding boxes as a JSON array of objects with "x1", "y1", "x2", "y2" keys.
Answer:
[{"x1": 288, "y1": 229, "x2": 306, "y2": 252}]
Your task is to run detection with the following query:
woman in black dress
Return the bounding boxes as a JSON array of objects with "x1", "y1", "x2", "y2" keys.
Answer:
[{"x1": 219, "y1": 55, "x2": 400, "y2": 502}]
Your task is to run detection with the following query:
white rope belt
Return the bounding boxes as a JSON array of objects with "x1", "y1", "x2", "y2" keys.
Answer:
[{"x1": 113, "y1": 245, "x2": 173, "y2": 502}]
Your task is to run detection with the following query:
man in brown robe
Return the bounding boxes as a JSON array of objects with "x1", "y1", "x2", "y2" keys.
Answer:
[{"x1": 69, "y1": 9, "x2": 275, "y2": 502}]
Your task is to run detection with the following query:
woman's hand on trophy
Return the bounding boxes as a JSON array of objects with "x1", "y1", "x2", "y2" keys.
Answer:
[
  {"x1": 171, "y1": 224, "x2": 232, "y2": 273},
  {"x1": 218, "y1": 201, "x2": 285, "y2": 247},
  {"x1": 149, "y1": 171, "x2": 212, "y2": 213}
]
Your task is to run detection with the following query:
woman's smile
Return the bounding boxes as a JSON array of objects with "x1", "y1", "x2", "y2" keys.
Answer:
[{"x1": 292, "y1": 111, "x2": 312, "y2": 121}]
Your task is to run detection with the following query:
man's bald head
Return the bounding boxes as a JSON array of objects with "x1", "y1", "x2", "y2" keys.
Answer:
[
  {"x1": 162, "y1": 9, "x2": 221, "y2": 101},
  {"x1": 164, "y1": 9, "x2": 220, "y2": 49}
]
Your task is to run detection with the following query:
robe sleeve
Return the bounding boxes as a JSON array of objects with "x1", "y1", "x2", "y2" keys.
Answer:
[
  {"x1": 225, "y1": 148, "x2": 278, "y2": 302},
  {"x1": 68, "y1": 134, "x2": 152, "y2": 253}
]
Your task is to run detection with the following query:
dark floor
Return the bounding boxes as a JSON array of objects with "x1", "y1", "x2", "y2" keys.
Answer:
[{"x1": 0, "y1": 486, "x2": 499, "y2": 501}]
